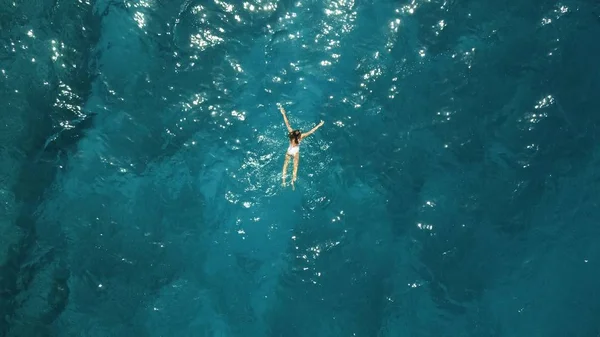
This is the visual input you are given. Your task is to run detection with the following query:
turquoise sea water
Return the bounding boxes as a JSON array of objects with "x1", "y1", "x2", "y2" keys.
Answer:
[{"x1": 2, "y1": 0, "x2": 600, "y2": 336}]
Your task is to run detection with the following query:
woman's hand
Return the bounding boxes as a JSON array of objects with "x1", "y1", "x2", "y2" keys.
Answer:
[{"x1": 318, "y1": 120, "x2": 324, "y2": 127}]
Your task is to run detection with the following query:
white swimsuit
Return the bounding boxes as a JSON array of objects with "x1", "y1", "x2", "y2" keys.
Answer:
[{"x1": 287, "y1": 144, "x2": 299, "y2": 156}]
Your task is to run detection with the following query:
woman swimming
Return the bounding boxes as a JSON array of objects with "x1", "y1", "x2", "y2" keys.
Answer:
[{"x1": 279, "y1": 104, "x2": 324, "y2": 189}]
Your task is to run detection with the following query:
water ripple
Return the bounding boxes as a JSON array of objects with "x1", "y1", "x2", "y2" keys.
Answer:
[{"x1": 2, "y1": 0, "x2": 600, "y2": 335}]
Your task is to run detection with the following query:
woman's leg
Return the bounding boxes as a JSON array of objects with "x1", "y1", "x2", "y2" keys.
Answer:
[
  {"x1": 282, "y1": 154, "x2": 291, "y2": 186},
  {"x1": 291, "y1": 153, "x2": 299, "y2": 189}
]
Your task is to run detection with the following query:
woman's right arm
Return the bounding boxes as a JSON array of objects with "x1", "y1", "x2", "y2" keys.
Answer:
[{"x1": 301, "y1": 120, "x2": 324, "y2": 138}]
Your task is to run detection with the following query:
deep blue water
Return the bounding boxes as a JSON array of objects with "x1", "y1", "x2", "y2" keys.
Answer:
[{"x1": 2, "y1": 0, "x2": 600, "y2": 336}]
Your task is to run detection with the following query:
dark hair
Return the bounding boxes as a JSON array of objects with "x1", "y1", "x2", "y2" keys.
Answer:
[{"x1": 288, "y1": 129, "x2": 301, "y2": 144}]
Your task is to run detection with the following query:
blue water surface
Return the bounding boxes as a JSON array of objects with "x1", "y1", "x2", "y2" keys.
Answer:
[{"x1": 1, "y1": 0, "x2": 600, "y2": 336}]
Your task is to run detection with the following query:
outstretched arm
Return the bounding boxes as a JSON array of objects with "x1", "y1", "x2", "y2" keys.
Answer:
[
  {"x1": 301, "y1": 120, "x2": 324, "y2": 139},
  {"x1": 278, "y1": 104, "x2": 293, "y2": 133}
]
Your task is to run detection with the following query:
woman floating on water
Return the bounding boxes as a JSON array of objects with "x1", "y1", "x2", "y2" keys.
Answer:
[{"x1": 279, "y1": 103, "x2": 324, "y2": 190}]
